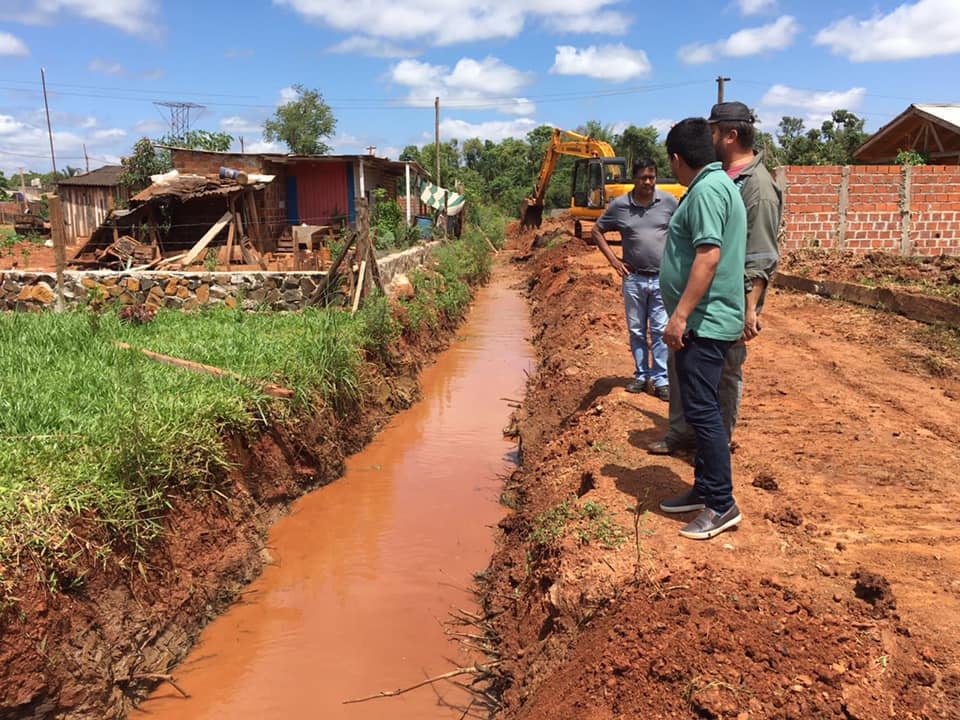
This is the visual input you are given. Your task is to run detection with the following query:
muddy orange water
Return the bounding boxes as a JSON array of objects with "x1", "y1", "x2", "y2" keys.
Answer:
[{"x1": 139, "y1": 274, "x2": 532, "y2": 719}]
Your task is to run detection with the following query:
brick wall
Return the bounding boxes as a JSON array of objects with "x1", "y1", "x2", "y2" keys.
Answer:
[{"x1": 780, "y1": 165, "x2": 960, "y2": 256}]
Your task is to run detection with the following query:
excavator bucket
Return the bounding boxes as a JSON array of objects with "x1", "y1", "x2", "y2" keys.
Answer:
[{"x1": 519, "y1": 197, "x2": 543, "y2": 230}]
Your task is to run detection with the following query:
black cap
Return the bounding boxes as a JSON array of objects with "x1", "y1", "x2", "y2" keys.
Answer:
[{"x1": 708, "y1": 101, "x2": 755, "y2": 124}]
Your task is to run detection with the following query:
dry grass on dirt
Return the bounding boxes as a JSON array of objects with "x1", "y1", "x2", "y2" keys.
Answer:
[{"x1": 484, "y1": 216, "x2": 960, "y2": 720}]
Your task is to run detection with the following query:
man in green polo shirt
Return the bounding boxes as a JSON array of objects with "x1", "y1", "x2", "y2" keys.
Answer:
[{"x1": 658, "y1": 117, "x2": 747, "y2": 540}]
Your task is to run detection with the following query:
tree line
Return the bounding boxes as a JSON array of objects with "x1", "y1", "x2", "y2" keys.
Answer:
[{"x1": 4, "y1": 82, "x2": 923, "y2": 223}]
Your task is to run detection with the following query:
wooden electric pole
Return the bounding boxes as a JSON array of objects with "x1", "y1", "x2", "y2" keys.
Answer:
[
  {"x1": 41, "y1": 67, "x2": 58, "y2": 177},
  {"x1": 716, "y1": 76, "x2": 731, "y2": 104},
  {"x1": 434, "y1": 96, "x2": 440, "y2": 186}
]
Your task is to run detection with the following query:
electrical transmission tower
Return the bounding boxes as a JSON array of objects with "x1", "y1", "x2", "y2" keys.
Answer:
[{"x1": 154, "y1": 101, "x2": 205, "y2": 141}]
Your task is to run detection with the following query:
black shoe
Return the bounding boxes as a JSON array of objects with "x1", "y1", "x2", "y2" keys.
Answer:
[
  {"x1": 653, "y1": 384, "x2": 669, "y2": 401},
  {"x1": 625, "y1": 379, "x2": 648, "y2": 394},
  {"x1": 659, "y1": 488, "x2": 706, "y2": 514},
  {"x1": 647, "y1": 438, "x2": 694, "y2": 455}
]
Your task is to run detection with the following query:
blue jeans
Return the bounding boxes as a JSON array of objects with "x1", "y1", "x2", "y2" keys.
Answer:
[
  {"x1": 675, "y1": 333, "x2": 734, "y2": 513},
  {"x1": 622, "y1": 273, "x2": 668, "y2": 388},
  {"x1": 666, "y1": 342, "x2": 746, "y2": 444}
]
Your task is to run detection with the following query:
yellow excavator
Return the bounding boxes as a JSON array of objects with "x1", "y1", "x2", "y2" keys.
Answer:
[{"x1": 519, "y1": 127, "x2": 684, "y2": 238}]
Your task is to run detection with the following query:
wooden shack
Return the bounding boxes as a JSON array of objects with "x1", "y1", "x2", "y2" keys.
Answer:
[{"x1": 56, "y1": 166, "x2": 131, "y2": 245}]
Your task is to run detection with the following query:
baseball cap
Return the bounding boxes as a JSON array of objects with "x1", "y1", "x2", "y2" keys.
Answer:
[{"x1": 708, "y1": 101, "x2": 755, "y2": 124}]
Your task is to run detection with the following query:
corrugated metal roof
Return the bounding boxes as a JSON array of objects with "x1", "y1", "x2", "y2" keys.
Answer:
[
  {"x1": 57, "y1": 165, "x2": 125, "y2": 187},
  {"x1": 913, "y1": 104, "x2": 960, "y2": 129}
]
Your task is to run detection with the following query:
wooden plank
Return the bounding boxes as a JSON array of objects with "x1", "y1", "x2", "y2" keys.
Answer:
[
  {"x1": 48, "y1": 195, "x2": 67, "y2": 312},
  {"x1": 181, "y1": 211, "x2": 232, "y2": 266},
  {"x1": 113, "y1": 342, "x2": 294, "y2": 399},
  {"x1": 223, "y1": 222, "x2": 235, "y2": 267},
  {"x1": 351, "y1": 259, "x2": 367, "y2": 314},
  {"x1": 309, "y1": 230, "x2": 357, "y2": 305},
  {"x1": 145, "y1": 252, "x2": 187, "y2": 271}
]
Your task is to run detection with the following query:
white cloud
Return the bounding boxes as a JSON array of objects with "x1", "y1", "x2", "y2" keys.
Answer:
[
  {"x1": 89, "y1": 58, "x2": 126, "y2": 76},
  {"x1": 220, "y1": 116, "x2": 265, "y2": 135},
  {"x1": 736, "y1": 0, "x2": 776, "y2": 14},
  {"x1": 814, "y1": 0, "x2": 960, "y2": 61},
  {"x1": 542, "y1": 11, "x2": 631, "y2": 35},
  {"x1": 133, "y1": 119, "x2": 169, "y2": 135},
  {"x1": 648, "y1": 118, "x2": 675, "y2": 138},
  {"x1": 11, "y1": 0, "x2": 162, "y2": 36},
  {"x1": 90, "y1": 128, "x2": 126, "y2": 142},
  {"x1": 760, "y1": 84, "x2": 866, "y2": 113},
  {"x1": 0, "y1": 112, "x2": 97, "y2": 176},
  {"x1": 435, "y1": 117, "x2": 541, "y2": 145},
  {"x1": 279, "y1": 86, "x2": 299, "y2": 103},
  {"x1": 680, "y1": 15, "x2": 799, "y2": 64},
  {"x1": 327, "y1": 35, "x2": 417, "y2": 58},
  {"x1": 550, "y1": 44, "x2": 651, "y2": 82},
  {"x1": 245, "y1": 139, "x2": 283, "y2": 154},
  {"x1": 274, "y1": 0, "x2": 627, "y2": 45},
  {"x1": 388, "y1": 56, "x2": 535, "y2": 115},
  {"x1": 759, "y1": 84, "x2": 867, "y2": 131},
  {"x1": 0, "y1": 31, "x2": 29, "y2": 56}
]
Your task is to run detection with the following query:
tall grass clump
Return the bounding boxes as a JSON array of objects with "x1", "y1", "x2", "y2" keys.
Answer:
[
  {"x1": 358, "y1": 292, "x2": 402, "y2": 365},
  {"x1": 0, "y1": 303, "x2": 367, "y2": 586},
  {"x1": 400, "y1": 226, "x2": 495, "y2": 334}
]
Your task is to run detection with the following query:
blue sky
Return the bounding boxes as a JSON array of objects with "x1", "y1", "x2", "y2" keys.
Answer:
[{"x1": 1, "y1": 0, "x2": 959, "y2": 177}]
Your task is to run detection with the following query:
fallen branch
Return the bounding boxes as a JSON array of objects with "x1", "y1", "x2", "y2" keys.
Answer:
[
  {"x1": 343, "y1": 662, "x2": 502, "y2": 705},
  {"x1": 120, "y1": 673, "x2": 190, "y2": 698},
  {"x1": 113, "y1": 341, "x2": 294, "y2": 399}
]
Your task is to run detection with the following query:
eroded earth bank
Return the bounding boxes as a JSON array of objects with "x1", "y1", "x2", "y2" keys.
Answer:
[{"x1": 482, "y1": 219, "x2": 960, "y2": 720}]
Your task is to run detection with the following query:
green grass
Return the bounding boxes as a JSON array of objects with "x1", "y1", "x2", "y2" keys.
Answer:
[
  {"x1": 0, "y1": 306, "x2": 369, "y2": 577},
  {"x1": 0, "y1": 219, "x2": 503, "y2": 593},
  {"x1": 531, "y1": 496, "x2": 627, "y2": 549}
]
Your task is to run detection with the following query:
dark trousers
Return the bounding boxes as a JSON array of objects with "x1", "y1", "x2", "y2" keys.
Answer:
[{"x1": 675, "y1": 333, "x2": 734, "y2": 513}]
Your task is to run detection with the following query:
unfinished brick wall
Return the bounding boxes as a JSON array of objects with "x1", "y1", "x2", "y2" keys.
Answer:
[
  {"x1": 780, "y1": 165, "x2": 960, "y2": 256},
  {"x1": 170, "y1": 151, "x2": 264, "y2": 177}
]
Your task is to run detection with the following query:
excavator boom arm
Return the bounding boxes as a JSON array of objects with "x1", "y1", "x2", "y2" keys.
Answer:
[{"x1": 520, "y1": 128, "x2": 618, "y2": 229}]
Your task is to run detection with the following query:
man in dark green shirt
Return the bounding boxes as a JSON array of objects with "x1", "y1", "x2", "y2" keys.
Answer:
[{"x1": 658, "y1": 117, "x2": 746, "y2": 541}]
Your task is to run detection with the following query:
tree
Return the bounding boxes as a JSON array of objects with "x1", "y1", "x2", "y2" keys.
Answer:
[
  {"x1": 262, "y1": 84, "x2": 336, "y2": 155},
  {"x1": 119, "y1": 138, "x2": 172, "y2": 192},
  {"x1": 614, "y1": 125, "x2": 669, "y2": 177},
  {"x1": 159, "y1": 129, "x2": 232, "y2": 152},
  {"x1": 776, "y1": 110, "x2": 869, "y2": 166}
]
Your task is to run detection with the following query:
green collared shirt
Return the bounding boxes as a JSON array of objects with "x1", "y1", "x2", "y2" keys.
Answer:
[{"x1": 660, "y1": 162, "x2": 747, "y2": 341}]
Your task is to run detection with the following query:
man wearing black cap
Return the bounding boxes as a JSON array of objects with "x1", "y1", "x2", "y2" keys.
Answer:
[{"x1": 649, "y1": 101, "x2": 782, "y2": 456}]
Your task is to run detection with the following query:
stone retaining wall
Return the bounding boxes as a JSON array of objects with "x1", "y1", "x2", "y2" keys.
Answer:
[{"x1": 0, "y1": 242, "x2": 440, "y2": 313}]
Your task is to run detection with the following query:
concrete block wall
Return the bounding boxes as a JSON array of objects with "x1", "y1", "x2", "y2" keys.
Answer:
[{"x1": 780, "y1": 165, "x2": 960, "y2": 256}]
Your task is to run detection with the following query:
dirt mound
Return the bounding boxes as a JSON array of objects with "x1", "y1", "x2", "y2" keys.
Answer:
[
  {"x1": 780, "y1": 248, "x2": 960, "y2": 298},
  {"x1": 485, "y1": 225, "x2": 960, "y2": 719}
]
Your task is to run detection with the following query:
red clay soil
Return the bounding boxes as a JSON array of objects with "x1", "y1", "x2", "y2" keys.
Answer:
[
  {"x1": 483, "y1": 217, "x2": 960, "y2": 720},
  {"x1": 0, "y1": 306, "x2": 445, "y2": 719},
  {"x1": 0, "y1": 237, "x2": 57, "y2": 272},
  {"x1": 780, "y1": 248, "x2": 960, "y2": 298}
]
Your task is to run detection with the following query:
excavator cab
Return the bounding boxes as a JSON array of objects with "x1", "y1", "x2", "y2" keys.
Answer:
[{"x1": 571, "y1": 157, "x2": 630, "y2": 237}]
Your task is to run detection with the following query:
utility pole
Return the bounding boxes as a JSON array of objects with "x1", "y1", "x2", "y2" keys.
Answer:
[
  {"x1": 240, "y1": 136, "x2": 245, "y2": 153},
  {"x1": 716, "y1": 76, "x2": 731, "y2": 104},
  {"x1": 82, "y1": 144, "x2": 90, "y2": 173},
  {"x1": 434, "y1": 96, "x2": 440, "y2": 186},
  {"x1": 41, "y1": 67, "x2": 58, "y2": 177}
]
